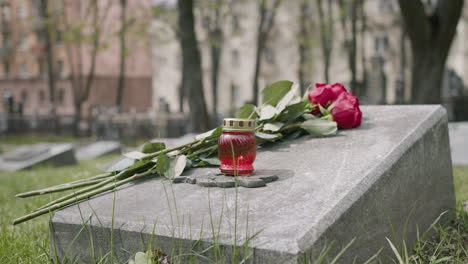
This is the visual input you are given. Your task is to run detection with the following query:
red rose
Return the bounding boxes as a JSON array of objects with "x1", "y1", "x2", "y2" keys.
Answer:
[
  {"x1": 309, "y1": 83, "x2": 348, "y2": 114},
  {"x1": 331, "y1": 92, "x2": 362, "y2": 129},
  {"x1": 308, "y1": 85, "x2": 335, "y2": 107}
]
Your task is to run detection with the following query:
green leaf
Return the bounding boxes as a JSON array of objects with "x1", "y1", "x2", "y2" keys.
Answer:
[
  {"x1": 155, "y1": 153, "x2": 170, "y2": 175},
  {"x1": 301, "y1": 119, "x2": 337, "y2": 136},
  {"x1": 262, "y1": 80, "x2": 293, "y2": 106},
  {"x1": 237, "y1": 104, "x2": 259, "y2": 119},
  {"x1": 199, "y1": 157, "x2": 221, "y2": 166},
  {"x1": 123, "y1": 151, "x2": 148, "y2": 160},
  {"x1": 277, "y1": 101, "x2": 309, "y2": 122},
  {"x1": 255, "y1": 131, "x2": 282, "y2": 142},
  {"x1": 165, "y1": 155, "x2": 187, "y2": 179},
  {"x1": 263, "y1": 122, "x2": 283, "y2": 132},
  {"x1": 276, "y1": 83, "x2": 298, "y2": 111},
  {"x1": 195, "y1": 127, "x2": 222, "y2": 141},
  {"x1": 259, "y1": 105, "x2": 279, "y2": 120},
  {"x1": 142, "y1": 142, "x2": 166, "y2": 154}
]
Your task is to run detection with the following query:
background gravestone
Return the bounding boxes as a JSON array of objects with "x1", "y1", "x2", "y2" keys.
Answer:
[
  {"x1": 50, "y1": 105, "x2": 455, "y2": 263},
  {"x1": 75, "y1": 141, "x2": 121, "y2": 161},
  {"x1": 0, "y1": 143, "x2": 76, "y2": 171},
  {"x1": 448, "y1": 122, "x2": 468, "y2": 166}
]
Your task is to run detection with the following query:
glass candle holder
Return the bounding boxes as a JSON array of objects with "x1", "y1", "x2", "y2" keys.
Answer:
[{"x1": 218, "y1": 118, "x2": 257, "y2": 175}]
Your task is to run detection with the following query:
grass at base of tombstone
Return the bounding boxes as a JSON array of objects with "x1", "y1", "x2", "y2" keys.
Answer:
[
  {"x1": 0, "y1": 154, "x2": 119, "y2": 264},
  {"x1": 1, "y1": 163, "x2": 467, "y2": 263}
]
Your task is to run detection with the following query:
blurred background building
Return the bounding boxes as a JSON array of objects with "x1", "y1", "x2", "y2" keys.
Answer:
[{"x1": 1, "y1": 0, "x2": 467, "y2": 138}]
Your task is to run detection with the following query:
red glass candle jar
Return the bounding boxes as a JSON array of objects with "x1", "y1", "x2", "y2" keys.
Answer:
[{"x1": 218, "y1": 118, "x2": 257, "y2": 175}]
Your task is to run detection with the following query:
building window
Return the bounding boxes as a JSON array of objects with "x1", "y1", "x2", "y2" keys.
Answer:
[
  {"x1": 1, "y1": 5, "x2": 10, "y2": 21},
  {"x1": 39, "y1": 90, "x2": 46, "y2": 104},
  {"x1": 375, "y1": 36, "x2": 388, "y2": 55},
  {"x1": 202, "y1": 16, "x2": 210, "y2": 29},
  {"x1": 38, "y1": 59, "x2": 45, "y2": 77},
  {"x1": 56, "y1": 59, "x2": 63, "y2": 77},
  {"x1": 18, "y1": 3, "x2": 28, "y2": 19},
  {"x1": 19, "y1": 62, "x2": 28, "y2": 77},
  {"x1": 21, "y1": 90, "x2": 27, "y2": 103},
  {"x1": 55, "y1": 30, "x2": 63, "y2": 43},
  {"x1": 3, "y1": 62, "x2": 9, "y2": 77},
  {"x1": 57, "y1": 89, "x2": 64, "y2": 104},
  {"x1": 231, "y1": 49, "x2": 239, "y2": 68},
  {"x1": 232, "y1": 14, "x2": 240, "y2": 32},
  {"x1": 19, "y1": 35, "x2": 28, "y2": 51}
]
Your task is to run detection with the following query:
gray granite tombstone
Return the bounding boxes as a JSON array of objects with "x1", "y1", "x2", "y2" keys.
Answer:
[
  {"x1": 0, "y1": 143, "x2": 76, "y2": 171},
  {"x1": 50, "y1": 105, "x2": 455, "y2": 263},
  {"x1": 448, "y1": 122, "x2": 468, "y2": 166},
  {"x1": 75, "y1": 141, "x2": 121, "y2": 161}
]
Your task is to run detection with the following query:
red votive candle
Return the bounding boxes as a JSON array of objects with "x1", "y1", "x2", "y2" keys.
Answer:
[{"x1": 218, "y1": 118, "x2": 257, "y2": 175}]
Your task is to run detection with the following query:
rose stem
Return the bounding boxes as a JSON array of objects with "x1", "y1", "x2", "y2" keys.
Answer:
[
  {"x1": 13, "y1": 168, "x2": 155, "y2": 225},
  {"x1": 33, "y1": 162, "x2": 153, "y2": 211},
  {"x1": 16, "y1": 178, "x2": 107, "y2": 198}
]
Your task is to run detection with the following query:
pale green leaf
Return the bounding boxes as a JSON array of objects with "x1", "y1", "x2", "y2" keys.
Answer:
[
  {"x1": 301, "y1": 119, "x2": 337, "y2": 136},
  {"x1": 262, "y1": 80, "x2": 293, "y2": 106},
  {"x1": 255, "y1": 131, "x2": 282, "y2": 141},
  {"x1": 195, "y1": 127, "x2": 222, "y2": 141},
  {"x1": 237, "y1": 104, "x2": 259, "y2": 119},
  {"x1": 259, "y1": 105, "x2": 279, "y2": 120},
  {"x1": 263, "y1": 122, "x2": 283, "y2": 132},
  {"x1": 303, "y1": 113, "x2": 318, "y2": 120},
  {"x1": 165, "y1": 155, "x2": 187, "y2": 179},
  {"x1": 276, "y1": 83, "x2": 298, "y2": 111},
  {"x1": 134, "y1": 251, "x2": 152, "y2": 264}
]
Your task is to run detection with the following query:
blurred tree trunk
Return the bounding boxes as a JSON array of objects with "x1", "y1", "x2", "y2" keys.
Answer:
[
  {"x1": 116, "y1": 0, "x2": 128, "y2": 112},
  {"x1": 317, "y1": 0, "x2": 333, "y2": 83},
  {"x1": 39, "y1": 0, "x2": 58, "y2": 133},
  {"x1": 178, "y1": 0, "x2": 211, "y2": 132},
  {"x1": 398, "y1": 0, "x2": 464, "y2": 104},
  {"x1": 61, "y1": 0, "x2": 112, "y2": 136},
  {"x1": 359, "y1": 0, "x2": 366, "y2": 96},
  {"x1": 297, "y1": 0, "x2": 310, "y2": 94},
  {"x1": 200, "y1": 0, "x2": 224, "y2": 118},
  {"x1": 252, "y1": 0, "x2": 282, "y2": 104},
  {"x1": 338, "y1": 0, "x2": 358, "y2": 92}
]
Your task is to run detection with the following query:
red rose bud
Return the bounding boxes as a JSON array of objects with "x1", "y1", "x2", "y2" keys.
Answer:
[
  {"x1": 309, "y1": 83, "x2": 348, "y2": 106},
  {"x1": 329, "y1": 83, "x2": 347, "y2": 98},
  {"x1": 335, "y1": 91, "x2": 359, "y2": 108},
  {"x1": 331, "y1": 92, "x2": 362, "y2": 129}
]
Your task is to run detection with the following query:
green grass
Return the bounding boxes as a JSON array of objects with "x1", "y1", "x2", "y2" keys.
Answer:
[
  {"x1": 454, "y1": 166, "x2": 468, "y2": 203},
  {"x1": 0, "y1": 158, "x2": 467, "y2": 263},
  {"x1": 0, "y1": 155, "x2": 119, "y2": 264}
]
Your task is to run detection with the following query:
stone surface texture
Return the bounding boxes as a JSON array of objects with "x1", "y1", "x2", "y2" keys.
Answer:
[
  {"x1": 448, "y1": 122, "x2": 468, "y2": 166},
  {"x1": 75, "y1": 141, "x2": 121, "y2": 161},
  {"x1": 50, "y1": 106, "x2": 455, "y2": 263},
  {"x1": 0, "y1": 143, "x2": 76, "y2": 171}
]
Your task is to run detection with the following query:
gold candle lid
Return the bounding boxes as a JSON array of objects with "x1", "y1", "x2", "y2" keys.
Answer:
[{"x1": 222, "y1": 118, "x2": 256, "y2": 131}]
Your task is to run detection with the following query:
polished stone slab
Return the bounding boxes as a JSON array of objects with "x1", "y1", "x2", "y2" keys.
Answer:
[
  {"x1": 50, "y1": 105, "x2": 455, "y2": 263},
  {"x1": 0, "y1": 143, "x2": 76, "y2": 171}
]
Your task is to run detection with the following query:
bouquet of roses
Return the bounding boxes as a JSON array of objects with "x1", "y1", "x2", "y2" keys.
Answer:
[{"x1": 13, "y1": 80, "x2": 362, "y2": 225}]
